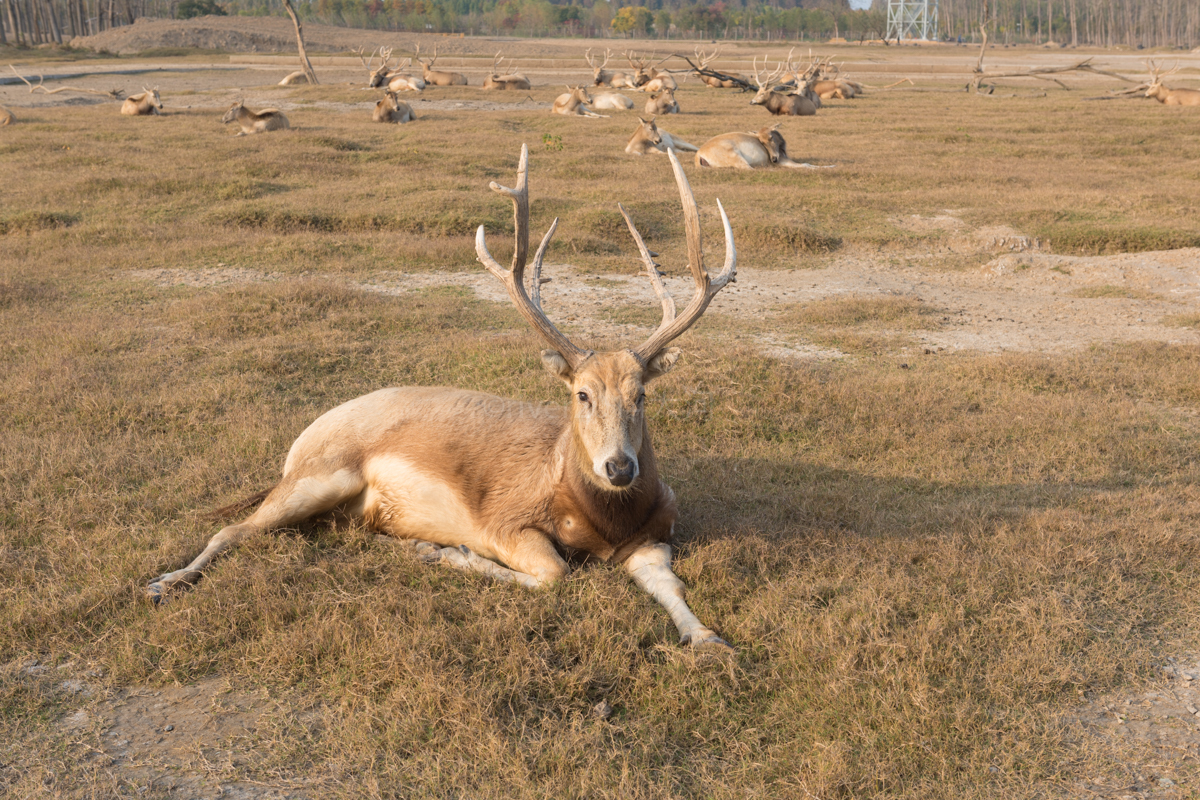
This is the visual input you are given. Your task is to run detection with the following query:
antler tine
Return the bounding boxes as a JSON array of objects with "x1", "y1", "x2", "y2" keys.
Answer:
[
  {"x1": 476, "y1": 145, "x2": 589, "y2": 366},
  {"x1": 618, "y1": 202, "x2": 676, "y2": 328},
  {"x1": 633, "y1": 149, "x2": 736, "y2": 362}
]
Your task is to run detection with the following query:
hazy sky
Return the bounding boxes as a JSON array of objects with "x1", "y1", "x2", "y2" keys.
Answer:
[{"x1": 849, "y1": 0, "x2": 872, "y2": 8}]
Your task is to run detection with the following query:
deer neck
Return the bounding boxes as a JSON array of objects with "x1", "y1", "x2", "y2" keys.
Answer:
[{"x1": 551, "y1": 420, "x2": 669, "y2": 561}]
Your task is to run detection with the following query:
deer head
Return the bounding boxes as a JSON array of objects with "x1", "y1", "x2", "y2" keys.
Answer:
[{"x1": 475, "y1": 146, "x2": 735, "y2": 489}]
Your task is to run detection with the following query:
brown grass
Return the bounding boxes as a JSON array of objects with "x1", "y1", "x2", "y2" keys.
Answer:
[{"x1": 2, "y1": 47, "x2": 1200, "y2": 799}]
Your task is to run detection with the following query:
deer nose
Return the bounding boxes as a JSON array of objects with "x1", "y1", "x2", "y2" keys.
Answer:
[{"x1": 604, "y1": 456, "x2": 637, "y2": 487}]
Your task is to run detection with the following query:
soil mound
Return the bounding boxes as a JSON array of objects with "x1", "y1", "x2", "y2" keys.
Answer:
[{"x1": 70, "y1": 15, "x2": 350, "y2": 55}]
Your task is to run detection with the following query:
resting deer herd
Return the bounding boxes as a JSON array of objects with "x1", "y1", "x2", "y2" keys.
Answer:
[{"x1": 73, "y1": 43, "x2": 1188, "y2": 648}]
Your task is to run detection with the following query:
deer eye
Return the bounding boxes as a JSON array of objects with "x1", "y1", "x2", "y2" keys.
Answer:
[{"x1": 576, "y1": 391, "x2": 590, "y2": 404}]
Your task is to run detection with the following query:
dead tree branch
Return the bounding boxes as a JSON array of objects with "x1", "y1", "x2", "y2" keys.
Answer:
[
  {"x1": 969, "y1": 57, "x2": 1141, "y2": 93},
  {"x1": 668, "y1": 54, "x2": 754, "y2": 91},
  {"x1": 280, "y1": 0, "x2": 319, "y2": 85},
  {"x1": 8, "y1": 65, "x2": 124, "y2": 99}
]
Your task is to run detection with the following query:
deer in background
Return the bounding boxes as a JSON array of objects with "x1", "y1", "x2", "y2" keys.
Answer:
[
  {"x1": 696, "y1": 125, "x2": 819, "y2": 169},
  {"x1": 362, "y1": 48, "x2": 425, "y2": 92},
  {"x1": 221, "y1": 101, "x2": 289, "y2": 136},
  {"x1": 586, "y1": 48, "x2": 635, "y2": 89},
  {"x1": 552, "y1": 85, "x2": 607, "y2": 117},
  {"x1": 146, "y1": 144, "x2": 736, "y2": 652},
  {"x1": 693, "y1": 47, "x2": 746, "y2": 89},
  {"x1": 373, "y1": 91, "x2": 416, "y2": 123},
  {"x1": 416, "y1": 44, "x2": 468, "y2": 86},
  {"x1": 121, "y1": 86, "x2": 162, "y2": 116},
  {"x1": 1146, "y1": 62, "x2": 1200, "y2": 106},
  {"x1": 482, "y1": 53, "x2": 532, "y2": 90},
  {"x1": 628, "y1": 52, "x2": 677, "y2": 92},
  {"x1": 645, "y1": 89, "x2": 679, "y2": 116},
  {"x1": 750, "y1": 59, "x2": 816, "y2": 117},
  {"x1": 1, "y1": 106, "x2": 14, "y2": 125},
  {"x1": 625, "y1": 116, "x2": 698, "y2": 155}
]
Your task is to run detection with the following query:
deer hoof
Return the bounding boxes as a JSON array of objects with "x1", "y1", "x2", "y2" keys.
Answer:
[
  {"x1": 146, "y1": 581, "x2": 169, "y2": 606},
  {"x1": 680, "y1": 632, "x2": 734, "y2": 653}
]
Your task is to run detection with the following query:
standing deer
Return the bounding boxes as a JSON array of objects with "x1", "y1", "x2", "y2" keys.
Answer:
[
  {"x1": 482, "y1": 53, "x2": 532, "y2": 91},
  {"x1": 645, "y1": 89, "x2": 679, "y2": 116},
  {"x1": 750, "y1": 59, "x2": 815, "y2": 117},
  {"x1": 585, "y1": 48, "x2": 635, "y2": 89},
  {"x1": 373, "y1": 91, "x2": 416, "y2": 123},
  {"x1": 221, "y1": 101, "x2": 290, "y2": 136},
  {"x1": 146, "y1": 144, "x2": 736, "y2": 652},
  {"x1": 625, "y1": 116, "x2": 698, "y2": 155},
  {"x1": 121, "y1": 86, "x2": 163, "y2": 116},
  {"x1": 1146, "y1": 62, "x2": 1200, "y2": 106},
  {"x1": 552, "y1": 86, "x2": 608, "y2": 118},
  {"x1": 696, "y1": 125, "x2": 817, "y2": 169},
  {"x1": 416, "y1": 44, "x2": 468, "y2": 86}
]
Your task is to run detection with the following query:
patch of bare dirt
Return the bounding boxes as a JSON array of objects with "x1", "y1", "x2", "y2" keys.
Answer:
[
  {"x1": 1065, "y1": 654, "x2": 1200, "y2": 799},
  {"x1": 10, "y1": 659, "x2": 317, "y2": 798}
]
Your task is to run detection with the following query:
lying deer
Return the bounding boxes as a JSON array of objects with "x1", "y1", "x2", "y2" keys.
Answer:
[
  {"x1": 592, "y1": 92, "x2": 635, "y2": 110},
  {"x1": 552, "y1": 86, "x2": 607, "y2": 118},
  {"x1": 629, "y1": 51, "x2": 676, "y2": 92},
  {"x1": 751, "y1": 59, "x2": 815, "y2": 117},
  {"x1": 482, "y1": 53, "x2": 532, "y2": 90},
  {"x1": 373, "y1": 91, "x2": 416, "y2": 123},
  {"x1": 0, "y1": 106, "x2": 13, "y2": 126},
  {"x1": 625, "y1": 116, "x2": 698, "y2": 155},
  {"x1": 146, "y1": 144, "x2": 736, "y2": 651},
  {"x1": 121, "y1": 86, "x2": 163, "y2": 116},
  {"x1": 1146, "y1": 62, "x2": 1200, "y2": 106},
  {"x1": 645, "y1": 89, "x2": 679, "y2": 116},
  {"x1": 416, "y1": 44, "x2": 468, "y2": 86},
  {"x1": 696, "y1": 125, "x2": 816, "y2": 169},
  {"x1": 585, "y1": 48, "x2": 635, "y2": 89},
  {"x1": 278, "y1": 71, "x2": 309, "y2": 86},
  {"x1": 693, "y1": 47, "x2": 745, "y2": 89},
  {"x1": 221, "y1": 101, "x2": 289, "y2": 136}
]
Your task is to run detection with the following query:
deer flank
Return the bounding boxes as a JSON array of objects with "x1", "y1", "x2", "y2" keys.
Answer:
[
  {"x1": 696, "y1": 125, "x2": 812, "y2": 169},
  {"x1": 278, "y1": 70, "x2": 309, "y2": 86},
  {"x1": 592, "y1": 92, "x2": 635, "y2": 110},
  {"x1": 146, "y1": 145, "x2": 736, "y2": 652}
]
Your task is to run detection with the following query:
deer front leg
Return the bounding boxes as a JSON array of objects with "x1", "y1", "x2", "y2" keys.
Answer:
[
  {"x1": 624, "y1": 542, "x2": 732, "y2": 651},
  {"x1": 414, "y1": 530, "x2": 568, "y2": 589}
]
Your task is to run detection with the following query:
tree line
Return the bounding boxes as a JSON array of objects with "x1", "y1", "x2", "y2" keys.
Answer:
[{"x1": 2, "y1": 0, "x2": 1196, "y2": 50}]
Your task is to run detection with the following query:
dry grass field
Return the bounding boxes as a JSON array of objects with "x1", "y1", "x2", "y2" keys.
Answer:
[{"x1": 2, "y1": 36, "x2": 1200, "y2": 799}]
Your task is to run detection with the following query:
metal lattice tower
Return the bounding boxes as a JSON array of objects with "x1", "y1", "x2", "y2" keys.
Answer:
[{"x1": 887, "y1": 0, "x2": 938, "y2": 41}]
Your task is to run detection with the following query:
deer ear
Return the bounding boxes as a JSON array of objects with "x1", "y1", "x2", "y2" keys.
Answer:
[
  {"x1": 643, "y1": 348, "x2": 680, "y2": 382},
  {"x1": 541, "y1": 349, "x2": 575, "y2": 383}
]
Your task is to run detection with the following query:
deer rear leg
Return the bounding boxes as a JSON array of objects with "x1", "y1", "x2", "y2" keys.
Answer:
[
  {"x1": 147, "y1": 469, "x2": 364, "y2": 604},
  {"x1": 624, "y1": 542, "x2": 732, "y2": 651}
]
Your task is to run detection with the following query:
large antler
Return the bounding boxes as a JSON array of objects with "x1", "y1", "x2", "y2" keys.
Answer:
[
  {"x1": 622, "y1": 149, "x2": 736, "y2": 361},
  {"x1": 476, "y1": 145, "x2": 591, "y2": 367}
]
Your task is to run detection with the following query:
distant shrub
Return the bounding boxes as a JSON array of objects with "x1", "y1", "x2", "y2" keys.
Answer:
[{"x1": 177, "y1": 0, "x2": 226, "y2": 19}]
